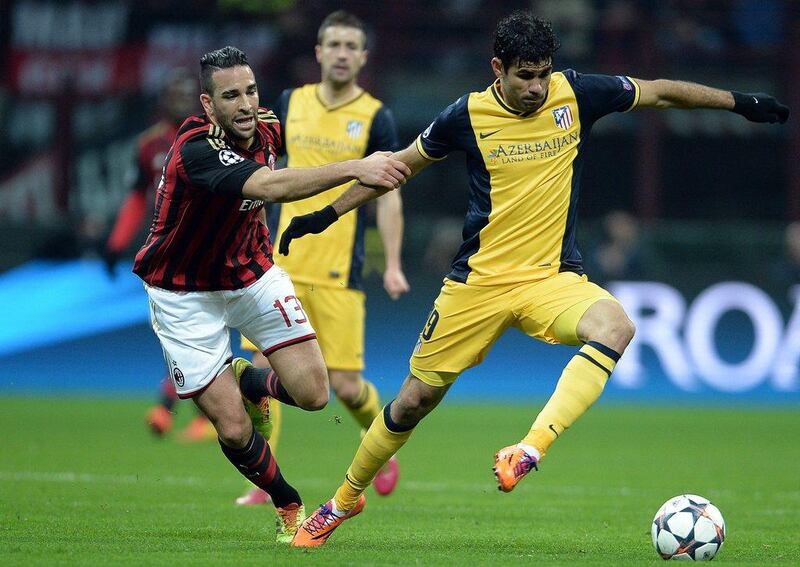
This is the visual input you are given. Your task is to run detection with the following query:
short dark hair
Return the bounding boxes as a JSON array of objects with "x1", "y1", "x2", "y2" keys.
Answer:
[
  {"x1": 199, "y1": 46, "x2": 249, "y2": 95},
  {"x1": 317, "y1": 10, "x2": 367, "y2": 48},
  {"x1": 493, "y1": 11, "x2": 560, "y2": 70}
]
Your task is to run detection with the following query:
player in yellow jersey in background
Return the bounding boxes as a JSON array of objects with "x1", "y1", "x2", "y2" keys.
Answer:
[
  {"x1": 278, "y1": 11, "x2": 789, "y2": 545},
  {"x1": 235, "y1": 10, "x2": 409, "y2": 506}
]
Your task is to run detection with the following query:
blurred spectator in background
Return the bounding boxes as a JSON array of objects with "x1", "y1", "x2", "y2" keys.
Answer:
[
  {"x1": 589, "y1": 210, "x2": 644, "y2": 285},
  {"x1": 771, "y1": 222, "x2": 800, "y2": 285},
  {"x1": 656, "y1": 1, "x2": 725, "y2": 59},
  {"x1": 102, "y1": 68, "x2": 216, "y2": 442},
  {"x1": 596, "y1": 0, "x2": 641, "y2": 70},
  {"x1": 102, "y1": 68, "x2": 198, "y2": 276},
  {"x1": 534, "y1": 0, "x2": 596, "y2": 63}
]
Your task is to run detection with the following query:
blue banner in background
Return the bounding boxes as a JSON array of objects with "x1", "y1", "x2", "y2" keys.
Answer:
[
  {"x1": 0, "y1": 260, "x2": 798, "y2": 404},
  {"x1": 608, "y1": 281, "x2": 799, "y2": 397},
  {"x1": 0, "y1": 260, "x2": 147, "y2": 357}
]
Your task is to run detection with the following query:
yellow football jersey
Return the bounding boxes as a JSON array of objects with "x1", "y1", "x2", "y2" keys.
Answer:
[
  {"x1": 416, "y1": 70, "x2": 640, "y2": 286},
  {"x1": 268, "y1": 84, "x2": 399, "y2": 289}
]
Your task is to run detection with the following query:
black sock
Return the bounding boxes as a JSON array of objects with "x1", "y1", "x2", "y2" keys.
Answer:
[
  {"x1": 219, "y1": 429, "x2": 301, "y2": 508},
  {"x1": 239, "y1": 366, "x2": 299, "y2": 408}
]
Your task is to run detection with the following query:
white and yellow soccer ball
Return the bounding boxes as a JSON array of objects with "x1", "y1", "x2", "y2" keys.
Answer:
[{"x1": 651, "y1": 494, "x2": 726, "y2": 561}]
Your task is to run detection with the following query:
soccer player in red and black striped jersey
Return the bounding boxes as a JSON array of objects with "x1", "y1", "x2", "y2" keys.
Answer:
[
  {"x1": 104, "y1": 69, "x2": 197, "y2": 274},
  {"x1": 132, "y1": 46, "x2": 410, "y2": 543}
]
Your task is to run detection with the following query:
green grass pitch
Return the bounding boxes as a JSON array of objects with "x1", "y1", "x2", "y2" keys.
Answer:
[{"x1": 1, "y1": 397, "x2": 798, "y2": 565}]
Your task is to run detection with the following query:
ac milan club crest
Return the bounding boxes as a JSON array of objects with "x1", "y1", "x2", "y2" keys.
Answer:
[{"x1": 172, "y1": 366, "x2": 185, "y2": 387}]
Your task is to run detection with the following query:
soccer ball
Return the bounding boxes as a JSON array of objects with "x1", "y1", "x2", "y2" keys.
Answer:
[{"x1": 651, "y1": 494, "x2": 725, "y2": 561}]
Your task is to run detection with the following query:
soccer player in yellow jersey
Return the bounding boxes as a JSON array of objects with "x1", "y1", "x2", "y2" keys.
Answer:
[
  {"x1": 236, "y1": 10, "x2": 409, "y2": 506},
  {"x1": 280, "y1": 11, "x2": 789, "y2": 545}
]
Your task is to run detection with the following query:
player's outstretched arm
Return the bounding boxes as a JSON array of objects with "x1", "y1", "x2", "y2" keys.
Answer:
[
  {"x1": 241, "y1": 151, "x2": 411, "y2": 203},
  {"x1": 278, "y1": 144, "x2": 431, "y2": 256},
  {"x1": 330, "y1": 144, "x2": 430, "y2": 217},
  {"x1": 634, "y1": 79, "x2": 789, "y2": 123}
]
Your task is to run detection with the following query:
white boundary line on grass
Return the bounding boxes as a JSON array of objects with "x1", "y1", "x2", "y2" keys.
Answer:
[
  {"x1": 0, "y1": 470, "x2": 205, "y2": 486},
  {"x1": 2, "y1": 470, "x2": 799, "y2": 502}
]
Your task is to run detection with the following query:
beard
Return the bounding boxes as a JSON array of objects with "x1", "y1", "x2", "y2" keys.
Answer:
[{"x1": 218, "y1": 109, "x2": 257, "y2": 142}]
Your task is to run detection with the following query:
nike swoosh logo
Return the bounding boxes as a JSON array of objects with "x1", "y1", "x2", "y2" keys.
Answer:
[
  {"x1": 479, "y1": 129, "x2": 502, "y2": 139},
  {"x1": 548, "y1": 424, "x2": 560, "y2": 438}
]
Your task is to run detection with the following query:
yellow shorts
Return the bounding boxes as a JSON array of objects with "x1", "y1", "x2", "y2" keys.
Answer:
[
  {"x1": 409, "y1": 271, "x2": 617, "y2": 387},
  {"x1": 241, "y1": 282, "x2": 365, "y2": 371}
]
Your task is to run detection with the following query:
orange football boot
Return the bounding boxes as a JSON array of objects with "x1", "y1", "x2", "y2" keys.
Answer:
[
  {"x1": 291, "y1": 495, "x2": 366, "y2": 547},
  {"x1": 493, "y1": 444, "x2": 538, "y2": 492}
]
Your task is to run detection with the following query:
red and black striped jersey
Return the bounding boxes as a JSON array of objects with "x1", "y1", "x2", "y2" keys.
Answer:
[{"x1": 133, "y1": 108, "x2": 281, "y2": 291}]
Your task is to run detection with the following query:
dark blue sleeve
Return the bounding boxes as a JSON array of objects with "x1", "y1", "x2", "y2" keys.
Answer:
[
  {"x1": 273, "y1": 89, "x2": 293, "y2": 156},
  {"x1": 274, "y1": 89, "x2": 292, "y2": 126},
  {"x1": 416, "y1": 95, "x2": 469, "y2": 160},
  {"x1": 365, "y1": 106, "x2": 400, "y2": 154},
  {"x1": 563, "y1": 69, "x2": 640, "y2": 126}
]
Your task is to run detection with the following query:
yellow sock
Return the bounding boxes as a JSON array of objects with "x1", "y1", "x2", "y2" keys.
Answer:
[
  {"x1": 523, "y1": 342, "x2": 619, "y2": 458},
  {"x1": 268, "y1": 397, "x2": 282, "y2": 453},
  {"x1": 339, "y1": 379, "x2": 381, "y2": 430},
  {"x1": 334, "y1": 406, "x2": 414, "y2": 511}
]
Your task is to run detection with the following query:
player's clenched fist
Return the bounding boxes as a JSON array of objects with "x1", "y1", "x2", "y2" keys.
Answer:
[
  {"x1": 354, "y1": 151, "x2": 412, "y2": 190},
  {"x1": 731, "y1": 92, "x2": 790, "y2": 124},
  {"x1": 278, "y1": 205, "x2": 339, "y2": 256}
]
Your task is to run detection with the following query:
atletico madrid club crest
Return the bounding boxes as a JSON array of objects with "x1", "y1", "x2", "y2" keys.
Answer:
[
  {"x1": 346, "y1": 120, "x2": 364, "y2": 139},
  {"x1": 552, "y1": 105, "x2": 573, "y2": 130}
]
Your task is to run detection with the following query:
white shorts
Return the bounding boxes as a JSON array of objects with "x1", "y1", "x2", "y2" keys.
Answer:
[{"x1": 145, "y1": 266, "x2": 316, "y2": 398}]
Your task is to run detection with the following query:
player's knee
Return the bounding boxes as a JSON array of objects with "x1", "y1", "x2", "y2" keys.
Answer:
[
  {"x1": 599, "y1": 311, "x2": 636, "y2": 353},
  {"x1": 582, "y1": 302, "x2": 635, "y2": 353},
  {"x1": 216, "y1": 418, "x2": 251, "y2": 448},
  {"x1": 394, "y1": 387, "x2": 438, "y2": 423},
  {"x1": 417, "y1": 388, "x2": 442, "y2": 412},
  {"x1": 293, "y1": 365, "x2": 330, "y2": 411},
  {"x1": 302, "y1": 390, "x2": 329, "y2": 411},
  {"x1": 297, "y1": 379, "x2": 329, "y2": 411},
  {"x1": 391, "y1": 400, "x2": 423, "y2": 426},
  {"x1": 621, "y1": 316, "x2": 636, "y2": 344},
  {"x1": 330, "y1": 372, "x2": 362, "y2": 406},
  {"x1": 334, "y1": 386, "x2": 360, "y2": 407},
  {"x1": 612, "y1": 311, "x2": 636, "y2": 347}
]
